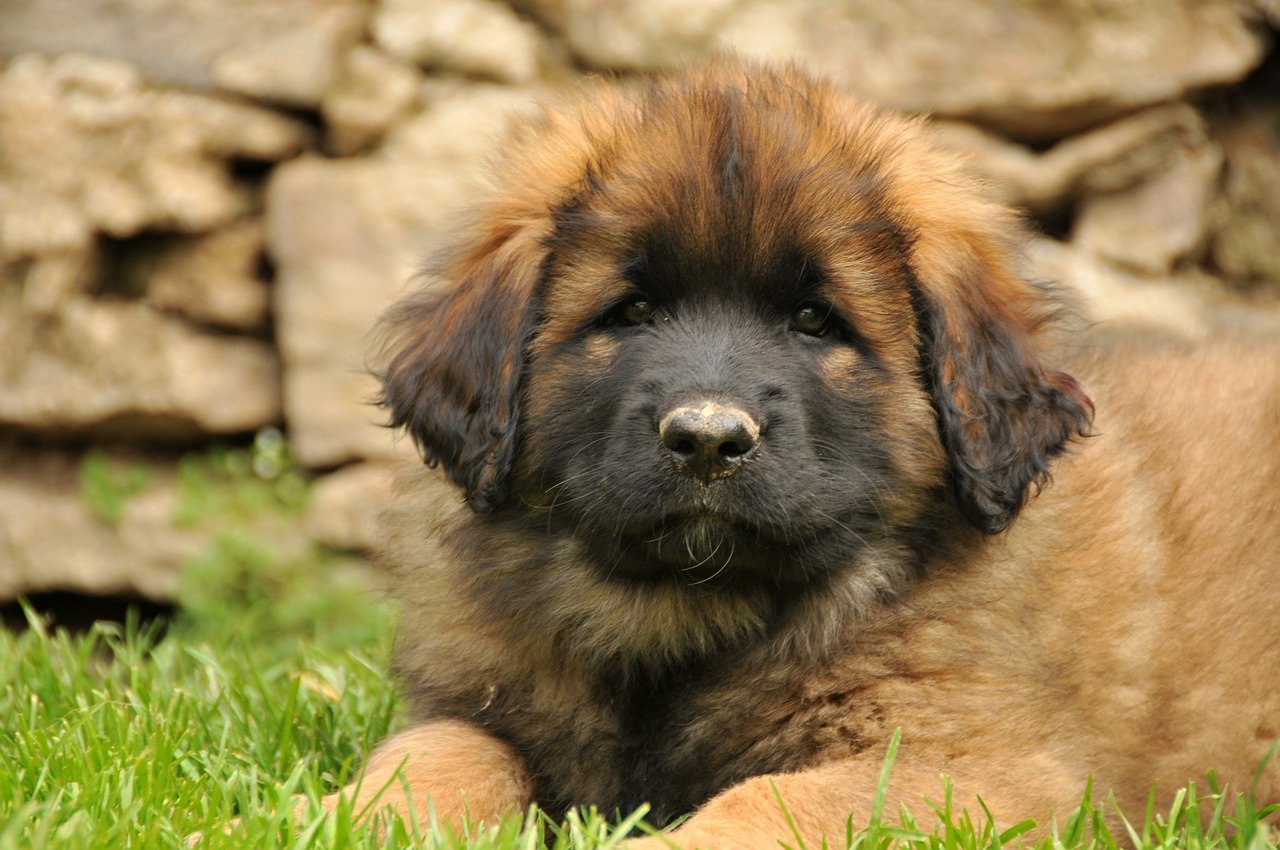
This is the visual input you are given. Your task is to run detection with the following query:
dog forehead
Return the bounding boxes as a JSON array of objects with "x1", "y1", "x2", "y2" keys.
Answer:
[
  {"x1": 537, "y1": 178, "x2": 914, "y2": 345},
  {"x1": 520, "y1": 62, "x2": 948, "y2": 352}
]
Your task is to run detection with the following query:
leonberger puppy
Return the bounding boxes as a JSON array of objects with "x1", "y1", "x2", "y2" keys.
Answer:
[{"x1": 341, "y1": 57, "x2": 1279, "y2": 847}]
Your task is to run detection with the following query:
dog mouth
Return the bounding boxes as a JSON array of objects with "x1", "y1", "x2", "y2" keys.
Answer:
[
  {"x1": 559, "y1": 476, "x2": 862, "y2": 584},
  {"x1": 645, "y1": 511, "x2": 746, "y2": 551},
  {"x1": 613, "y1": 508, "x2": 792, "y2": 577}
]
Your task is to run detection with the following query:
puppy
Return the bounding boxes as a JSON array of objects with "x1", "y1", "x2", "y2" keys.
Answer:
[{"x1": 338, "y1": 57, "x2": 1280, "y2": 848}]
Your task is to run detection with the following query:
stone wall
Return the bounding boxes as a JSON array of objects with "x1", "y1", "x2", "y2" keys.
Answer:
[{"x1": 2, "y1": 0, "x2": 1279, "y2": 602}]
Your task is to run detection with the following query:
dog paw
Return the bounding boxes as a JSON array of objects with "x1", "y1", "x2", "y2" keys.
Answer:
[
  {"x1": 621, "y1": 831, "x2": 715, "y2": 850},
  {"x1": 620, "y1": 836, "x2": 680, "y2": 850}
]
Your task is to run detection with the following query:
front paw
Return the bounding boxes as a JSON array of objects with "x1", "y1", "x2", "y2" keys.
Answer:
[
  {"x1": 622, "y1": 823, "x2": 785, "y2": 850},
  {"x1": 621, "y1": 829, "x2": 724, "y2": 850},
  {"x1": 621, "y1": 834, "x2": 683, "y2": 850}
]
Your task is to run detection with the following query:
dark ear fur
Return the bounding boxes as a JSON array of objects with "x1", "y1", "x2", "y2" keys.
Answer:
[
  {"x1": 912, "y1": 262, "x2": 1094, "y2": 535},
  {"x1": 375, "y1": 227, "x2": 545, "y2": 512}
]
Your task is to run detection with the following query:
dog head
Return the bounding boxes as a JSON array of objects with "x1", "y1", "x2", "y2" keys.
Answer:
[{"x1": 377, "y1": 58, "x2": 1092, "y2": 586}]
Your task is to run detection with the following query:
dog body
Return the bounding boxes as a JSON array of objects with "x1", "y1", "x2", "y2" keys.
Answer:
[
  {"x1": 356, "y1": 59, "x2": 1280, "y2": 847},
  {"x1": 382, "y1": 343, "x2": 1280, "y2": 835}
]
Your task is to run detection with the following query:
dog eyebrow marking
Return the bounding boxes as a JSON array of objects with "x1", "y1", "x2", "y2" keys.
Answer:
[
  {"x1": 841, "y1": 219, "x2": 913, "y2": 254},
  {"x1": 841, "y1": 219, "x2": 904, "y2": 236},
  {"x1": 619, "y1": 248, "x2": 650, "y2": 285}
]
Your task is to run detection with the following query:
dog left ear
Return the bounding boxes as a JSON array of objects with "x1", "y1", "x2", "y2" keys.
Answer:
[
  {"x1": 910, "y1": 238, "x2": 1094, "y2": 535},
  {"x1": 375, "y1": 222, "x2": 546, "y2": 513}
]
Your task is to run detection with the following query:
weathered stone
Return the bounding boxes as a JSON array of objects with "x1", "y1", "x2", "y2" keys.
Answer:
[
  {"x1": 933, "y1": 104, "x2": 1213, "y2": 218},
  {"x1": 527, "y1": 0, "x2": 1265, "y2": 140},
  {"x1": 1027, "y1": 238, "x2": 1280, "y2": 340},
  {"x1": 305, "y1": 462, "x2": 397, "y2": 552},
  {"x1": 0, "y1": 293, "x2": 281, "y2": 440},
  {"x1": 526, "y1": 0, "x2": 738, "y2": 72},
  {"x1": 934, "y1": 104, "x2": 1222, "y2": 274},
  {"x1": 0, "y1": 443, "x2": 326, "y2": 602},
  {"x1": 268, "y1": 86, "x2": 539, "y2": 467},
  {"x1": 0, "y1": 0, "x2": 366, "y2": 108},
  {"x1": 1207, "y1": 93, "x2": 1280, "y2": 289},
  {"x1": 322, "y1": 47, "x2": 423, "y2": 156},
  {"x1": 0, "y1": 446, "x2": 200, "y2": 601},
  {"x1": 1073, "y1": 140, "x2": 1222, "y2": 275},
  {"x1": 1241, "y1": 0, "x2": 1280, "y2": 26},
  {"x1": 136, "y1": 220, "x2": 271, "y2": 332},
  {"x1": 373, "y1": 0, "x2": 545, "y2": 84},
  {"x1": 3, "y1": 249, "x2": 101, "y2": 317},
  {"x1": 0, "y1": 53, "x2": 311, "y2": 263}
]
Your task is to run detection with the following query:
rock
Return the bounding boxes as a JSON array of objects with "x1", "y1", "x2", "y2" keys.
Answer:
[
  {"x1": 1206, "y1": 91, "x2": 1280, "y2": 289},
  {"x1": 1241, "y1": 0, "x2": 1280, "y2": 25},
  {"x1": 0, "y1": 292, "x2": 281, "y2": 440},
  {"x1": 0, "y1": 442, "x2": 324, "y2": 603},
  {"x1": 0, "y1": 53, "x2": 312, "y2": 263},
  {"x1": 305, "y1": 462, "x2": 397, "y2": 552},
  {"x1": 526, "y1": 0, "x2": 738, "y2": 72},
  {"x1": 373, "y1": 0, "x2": 545, "y2": 84},
  {"x1": 321, "y1": 47, "x2": 423, "y2": 156},
  {"x1": 934, "y1": 104, "x2": 1223, "y2": 274},
  {"x1": 130, "y1": 220, "x2": 271, "y2": 332},
  {"x1": 1072, "y1": 137, "x2": 1222, "y2": 275},
  {"x1": 3, "y1": 249, "x2": 101, "y2": 317},
  {"x1": 5, "y1": 217, "x2": 269, "y2": 334},
  {"x1": 0, "y1": 0, "x2": 366, "y2": 108},
  {"x1": 0, "y1": 445, "x2": 201, "y2": 601},
  {"x1": 268, "y1": 85, "x2": 540, "y2": 468},
  {"x1": 933, "y1": 103, "x2": 1213, "y2": 218},
  {"x1": 1027, "y1": 238, "x2": 1280, "y2": 340},
  {"x1": 527, "y1": 0, "x2": 1265, "y2": 140}
]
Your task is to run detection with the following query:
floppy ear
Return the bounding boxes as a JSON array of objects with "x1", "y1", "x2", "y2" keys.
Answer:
[
  {"x1": 376, "y1": 223, "x2": 546, "y2": 512},
  {"x1": 910, "y1": 241, "x2": 1094, "y2": 535}
]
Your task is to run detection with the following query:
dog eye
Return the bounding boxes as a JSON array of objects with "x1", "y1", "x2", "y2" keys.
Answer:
[
  {"x1": 612, "y1": 297, "x2": 656, "y2": 326},
  {"x1": 791, "y1": 303, "x2": 832, "y2": 337}
]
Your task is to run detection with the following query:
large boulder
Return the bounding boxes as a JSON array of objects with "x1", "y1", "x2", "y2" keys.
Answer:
[
  {"x1": 131, "y1": 219, "x2": 273, "y2": 333},
  {"x1": 267, "y1": 85, "x2": 540, "y2": 468},
  {"x1": 321, "y1": 47, "x2": 424, "y2": 156},
  {"x1": 305, "y1": 462, "x2": 397, "y2": 552},
  {"x1": 0, "y1": 292, "x2": 281, "y2": 440},
  {"x1": 1206, "y1": 84, "x2": 1280, "y2": 291},
  {"x1": 0, "y1": 443, "x2": 317, "y2": 602},
  {"x1": 936, "y1": 104, "x2": 1225, "y2": 275},
  {"x1": 933, "y1": 104, "x2": 1215, "y2": 218},
  {"x1": 0, "y1": 446, "x2": 201, "y2": 601},
  {"x1": 526, "y1": 0, "x2": 1265, "y2": 140},
  {"x1": 0, "y1": 53, "x2": 312, "y2": 264},
  {"x1": 1027, "y1": 238, "x2": 1280, "y2": 340},
  {"x1": 0, "y1": 0, "x2": 366, "y2": 108},
  {"x1": 372, "y1": 0, "x2": 549, "y2": 84},
  {"x1": 1071, "y1": 139, "x2": 1222, "y2": 275}
]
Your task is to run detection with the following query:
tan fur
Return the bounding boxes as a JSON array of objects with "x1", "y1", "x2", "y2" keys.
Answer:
[
  {"x1": 339, "y1": 58, "x2": 1280, "y2": 848},
  {"x1": 321, "y1": 721, "x2": 532, "y2": 829}
]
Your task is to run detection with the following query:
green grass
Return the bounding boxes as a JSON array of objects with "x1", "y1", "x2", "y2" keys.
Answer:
[
  {"x1": 80, "y1": 450, "x2": 152, "y2": 526},
  {"x1": 2, "y1": 447, "x2": 1277, "y2": 847}
]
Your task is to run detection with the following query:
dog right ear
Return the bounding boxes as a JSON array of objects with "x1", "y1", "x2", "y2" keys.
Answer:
[
  {"x1": 896, "y1": 174, "x2": 1093, "y2": 534},
  {"x1": 375, "y1": 222, "x2": 547, "y2": 513}
]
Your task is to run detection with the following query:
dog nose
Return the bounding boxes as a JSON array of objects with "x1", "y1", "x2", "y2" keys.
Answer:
[{"x1": 659, "y1": 403, "x2": 760, "y2": 480}]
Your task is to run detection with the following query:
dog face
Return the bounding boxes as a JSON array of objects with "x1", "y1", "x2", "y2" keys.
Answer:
[
  {"x1": 517, "y1": 142, "x2": 940, "y2": 586},
  {"x1": 378, "y1": 59, "x2": 1093, "y2": 588}
]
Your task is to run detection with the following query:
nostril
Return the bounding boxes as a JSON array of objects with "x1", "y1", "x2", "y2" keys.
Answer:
[
  {"x1": 670, "y1": 438, "x2": 696, "y2": 458},
  {"x1": 718, "y1": 439, "x2": 750, "y2": 460}
]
